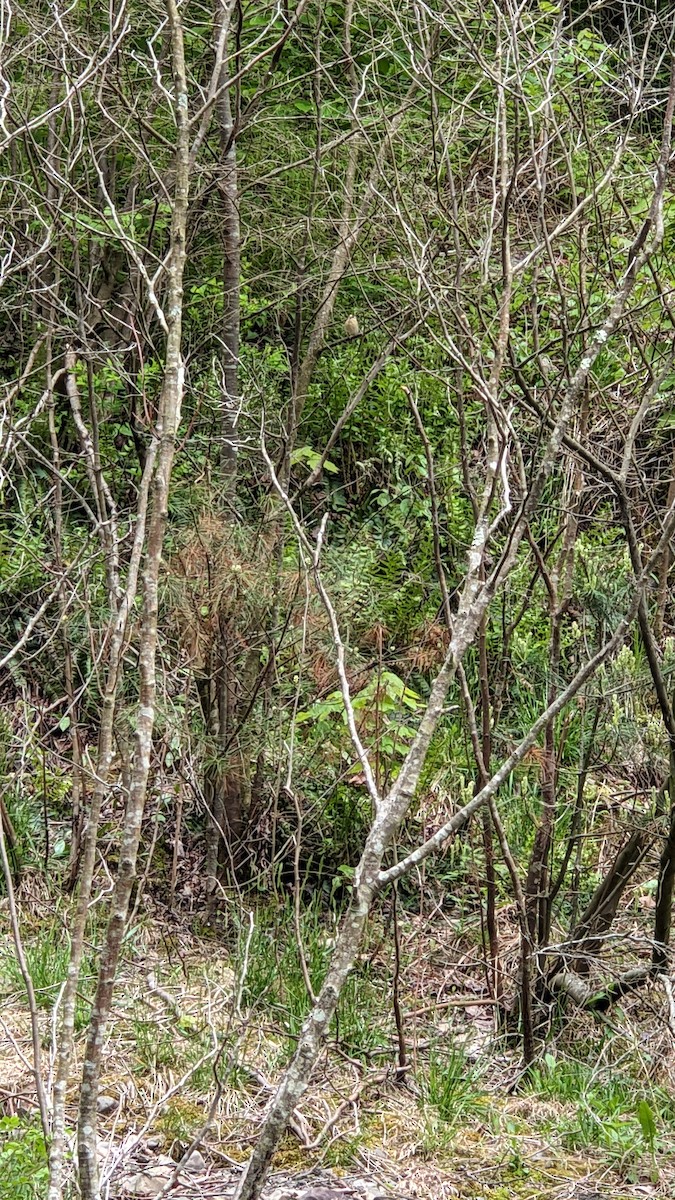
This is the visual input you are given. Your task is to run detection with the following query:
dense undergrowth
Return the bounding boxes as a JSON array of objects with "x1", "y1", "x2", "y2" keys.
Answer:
[{"x1": 2, "y1": 1, "x2": 675, "y2": 1196}]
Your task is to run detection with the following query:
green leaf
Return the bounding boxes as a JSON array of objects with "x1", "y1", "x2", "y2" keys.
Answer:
[
  {"x1": 290, "y1": 445, "x2": 338, "y2": 475},
  {"x1": 637, "y1": 1099, "x2": 656, "y2": 1151},
  {"x1": 296, "y1": 690, "x2": 345, "y2": 723}
]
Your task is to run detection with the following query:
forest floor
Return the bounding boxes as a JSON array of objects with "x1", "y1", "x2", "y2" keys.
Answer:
[{"x1": 1, "y1": 885, "x2": 674, "y2": 1199}]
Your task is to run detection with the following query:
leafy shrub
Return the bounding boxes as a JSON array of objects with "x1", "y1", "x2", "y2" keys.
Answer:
[{"x1": 0, "y1": 1117, "x2": 48, "y2": 1200}]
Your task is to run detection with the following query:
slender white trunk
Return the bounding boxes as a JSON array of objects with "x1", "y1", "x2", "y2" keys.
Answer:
[{"x1": 75, "y1": 6, "x2": 190, "y2": 1196}]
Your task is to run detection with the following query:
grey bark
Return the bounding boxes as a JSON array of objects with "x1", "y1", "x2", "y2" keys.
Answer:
[
  {"x1": 76, "y1": 5, "x2": 191, "y2": 1196},
  {"x1": 216, "y1": 0, "x2": 240, "y2": 489}
]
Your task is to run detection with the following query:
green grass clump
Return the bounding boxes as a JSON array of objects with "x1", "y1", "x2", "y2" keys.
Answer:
[
  {"x1": 0, "y1": 927, "x2": 92, "y2": 1030},
  {"x1": 423, "y1": 1044, "x2": 488, "y2": 1131},
  {"x1": 237, "y1": 901, "x2": 390, "y2": 1059},
  {"x1": 527, "y1": 1052, "x2": 675, "y2": 1175}
]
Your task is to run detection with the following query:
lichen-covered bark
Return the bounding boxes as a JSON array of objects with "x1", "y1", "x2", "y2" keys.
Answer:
[{"x1": 76, "y1": 6, "x2": 190, "y2": 1196}]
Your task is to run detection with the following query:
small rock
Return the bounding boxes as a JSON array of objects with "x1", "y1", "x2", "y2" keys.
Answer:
[
  {"x1": 97, "y1": 1094, "x2": 118, "y2": 1115},
  {"x1": 183, "y1": 1149, "x2": 206, "y2": 1174},
  {"x1": 125, "y1": 1166, "x2": 173, "y2": 1198},
  {"x1": 299, "y1": 1190, "x2": 351, "y2": 1200}
]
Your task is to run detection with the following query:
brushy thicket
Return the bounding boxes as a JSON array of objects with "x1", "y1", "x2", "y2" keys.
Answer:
[{"x1": 2, "y1": 1, "x2": 675, "y2": 1194}]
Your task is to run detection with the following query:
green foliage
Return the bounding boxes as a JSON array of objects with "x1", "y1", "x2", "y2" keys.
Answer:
[
  {"x1": 237, "y1": 902, "x2": 390, "y2": 1057},
  {"x1": 4, "y1": 13, "x2": 675, "y2": 1178},
  {"x1": 238, "y1": 903, "x2": 333, "y2": 1045},
  {"x1": 424, "y1": 1045, "x2": 488, "y2": 1129},
  {"x1": 637, "y1": 1098, "x2": 656, "y2": 1156},
  {"x1": 290, "y1": 446, "x2": 339, "y2": 475},
  {"x1": 334, "y1": 964, "x2": 392, "y2": 1059},
  {"x1": 0, "y1": 1117, "x2": 48, "y2": 1200},
  {"x1": 297, "y1": 669, "x2": 421, "y2": 760},
  {"x1": 1, "y1": 928, "x2": 92, "y2": 1029},
  {"x1": 132, "y1": 1020, "x2": 193, "y2": 1073},
  {"x1": 527, "y1": 1053, "x2": 675, "y2": 1173}
]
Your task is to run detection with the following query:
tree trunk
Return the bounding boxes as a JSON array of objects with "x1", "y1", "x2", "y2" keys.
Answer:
[
  {"x1": 76, "y1": 6, "x2": 190, "y2": 1195},
  {"x1": 652, "y1": 758, "x2": 675, "y2": 973},
  {"x1": 216, "y1": 0, "x2": 240, "y2": 491}
]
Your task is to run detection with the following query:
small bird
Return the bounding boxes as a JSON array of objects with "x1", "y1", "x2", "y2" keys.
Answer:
[{"x1": 344, "y1": 314, "x2": 359, "y2": 338}]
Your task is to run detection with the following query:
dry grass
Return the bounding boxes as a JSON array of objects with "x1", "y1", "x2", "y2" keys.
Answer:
[{"x1": 3, "y1": 897, "x2": 675, "y2": 1199}]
